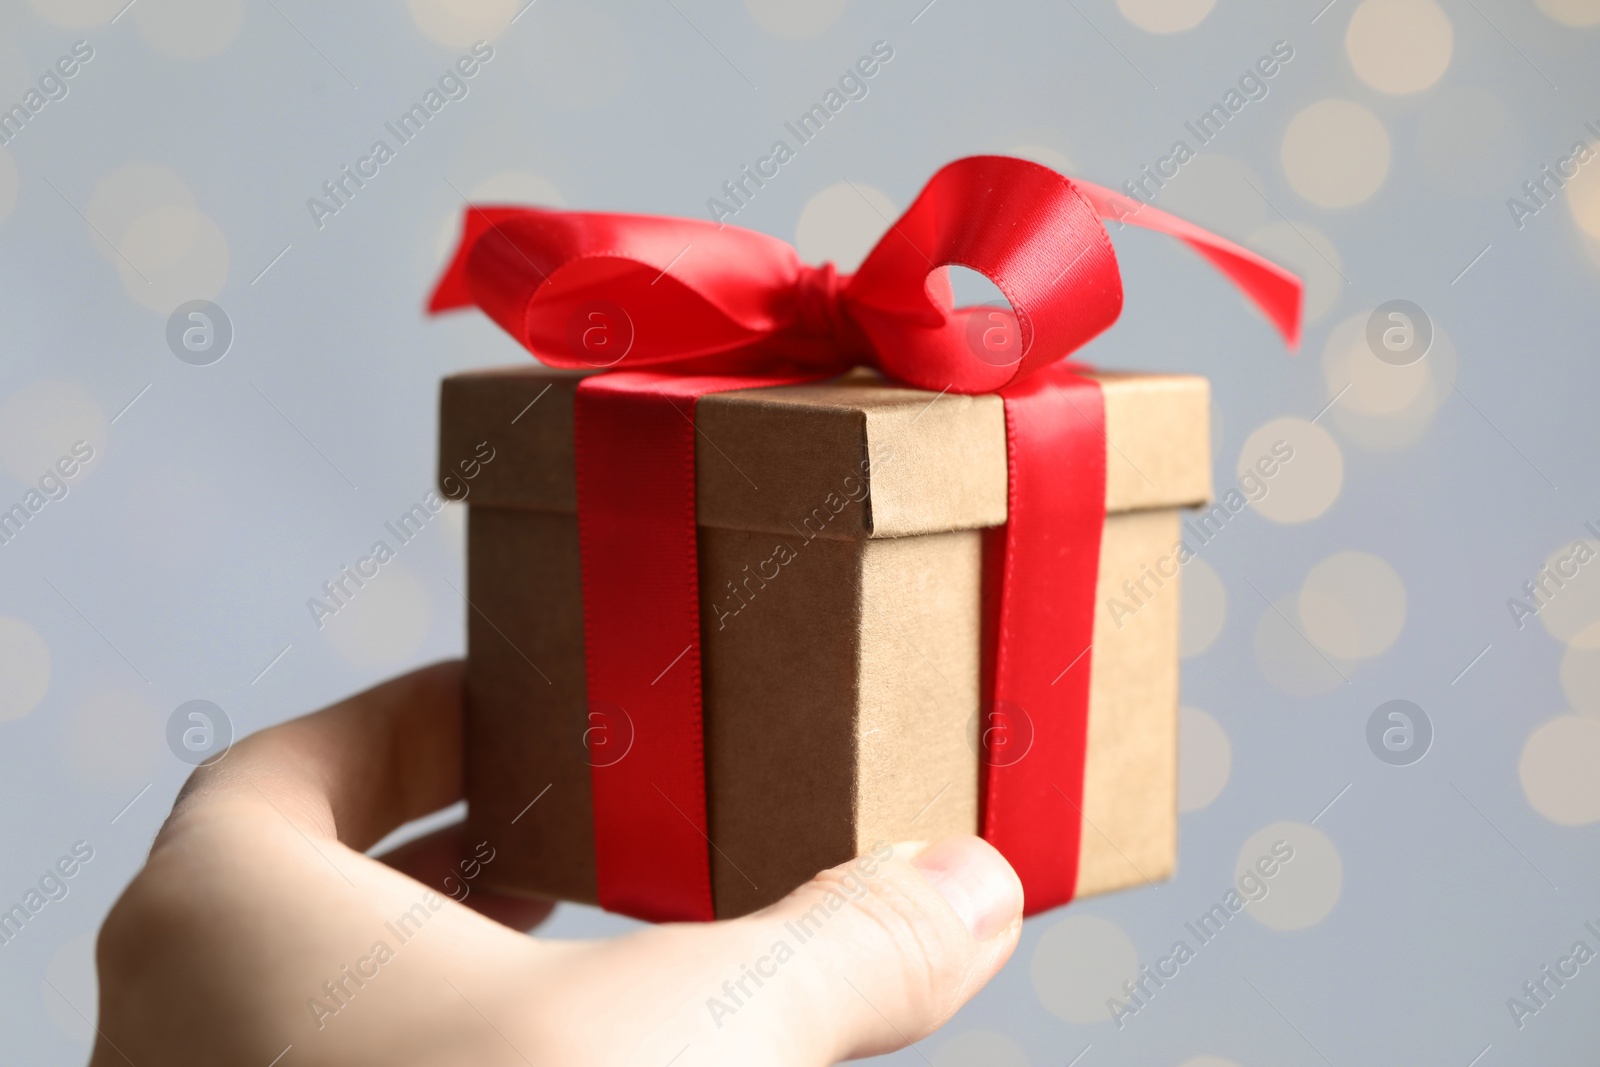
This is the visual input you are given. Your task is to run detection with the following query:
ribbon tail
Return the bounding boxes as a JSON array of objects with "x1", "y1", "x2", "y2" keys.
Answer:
[
  {"x1": 1073, "y1": 182, "x2": 1302, "y2": 350},
  {"x1": 428, "y1": 206, "x2": 532, "y2": 314}
]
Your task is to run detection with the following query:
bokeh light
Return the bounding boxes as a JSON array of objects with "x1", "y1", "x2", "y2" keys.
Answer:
[
  {"x1": 1536, "y1": 0, "x2": 1600, "y2": 26},
  {"x1": 134, "y1": 0, "x2": 245, "y2": 58},
  {"x1": 115, "y1": 204, "x2": 230, "y2": 313},
  {"x1": 1032, "y1": 914, "x2": 1139, "y2": 1024},
  {"x1": 932, "y1": 1029, "x2": 1033, "y2": 1067},
  {"x1": 1560, "y1": 627, "x2": 1600, "y2": 716},
  {"x1": 1237, "y1": 417, "x2": 1344, "y2": 524},
  {"x1": 1116, "y1": 0, "x2": 1217, "y2": 33},
  {"x1": 1567, "y1": 153, "x2": 1600, "y2": 242},
  {"x1": 795, "y1": 181, "x2": 893, "y2": 272},
  {"x1": 1236, "y1": 821, "x2": 1342, "y2": 930},
  {"x1": 25, "y1": 0, "x2": 122, "y2": 28},
  {"x1": 0, "y1": 380, "x2": 108, "y2": 485},
  {"x1": 1181, "y1": 555, "x2": 1227, "y2": 658},
  {"x1": 1534, "y1": 538, "x2": 1600, "y2": 646},
  {"x1": 1282, "y1": 100, "x2": 1391, "y2": 208},
  {"x1": 1321, "y1": 311, "x2": 1458, "y2": 450},
  {"x1": 0, "y1": 618, "x2": 51, "y2": 722},
  {"x1": 745, "y1": 0, "x2": 850, "y2": 38},
  {"x1": 409, "y1": 0, "x2": 517, "y2": 48},
  {"x1": 1179, "y1": 706, "x2": 1231, "y2": 812},
  {"x1": 1298, "y1": 550, "x2": 1407, "y2": 660},
  {"x1": 1520, "y1": 715, "x2": 1600, "y2": 825},
  {"x1": 1345, "y1": 0, "x2": 1453, "y2": 95}
]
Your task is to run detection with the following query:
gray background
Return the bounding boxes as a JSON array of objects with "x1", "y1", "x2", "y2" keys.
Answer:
[{"x1": 2, "y1": 0, "x2": 1599, "y2": 1063}]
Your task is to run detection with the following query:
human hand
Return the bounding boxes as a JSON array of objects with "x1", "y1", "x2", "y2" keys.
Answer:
[{"x1": 91, "y1": 661, "x2": 1024, "y2": 1066}]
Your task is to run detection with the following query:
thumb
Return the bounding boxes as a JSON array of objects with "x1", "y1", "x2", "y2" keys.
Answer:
[{"x1": 722, "y1": 836, "x2": 1025, "y2": 1064}]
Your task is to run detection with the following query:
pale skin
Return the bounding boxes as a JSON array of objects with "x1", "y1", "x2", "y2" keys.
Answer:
[{"x1": 90, "y1": 661, "x2": 1025, "y2": 1066}]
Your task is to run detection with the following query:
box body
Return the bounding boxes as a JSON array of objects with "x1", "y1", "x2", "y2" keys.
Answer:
[{"x1": 441, "y1": 366, "x2": 1210, "y2": 918}]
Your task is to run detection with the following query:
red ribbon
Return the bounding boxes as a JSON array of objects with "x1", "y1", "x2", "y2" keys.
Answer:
[{"x1": 431, "y1": 156, "x2": 1300, "y2": 920}]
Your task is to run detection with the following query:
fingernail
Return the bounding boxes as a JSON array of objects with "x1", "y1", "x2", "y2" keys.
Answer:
[{"x1": 910, "y1": 836, "x2": 1023, "y2": 941}]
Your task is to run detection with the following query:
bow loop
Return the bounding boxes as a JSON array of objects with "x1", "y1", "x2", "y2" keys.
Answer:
[{"x1": 843, "y1": 158, "x2": 1126, "y2": 393}]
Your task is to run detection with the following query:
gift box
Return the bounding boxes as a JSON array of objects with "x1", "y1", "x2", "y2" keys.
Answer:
[
  {"x1": 440, "y1": 364, "x2": 1210, "y2": 917},
  {"x1": 426, "y1": 155, "x2": 1298, "y2": 921}
]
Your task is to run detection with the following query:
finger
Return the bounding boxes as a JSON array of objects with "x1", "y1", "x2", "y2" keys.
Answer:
[
  {"x1": 163, "y1": 660, "x2": 465, "y2": 852},
  {"x1": 376, "y1": 820, "x2": 555, "y2": 931},
  {"x1": 749, "y1": 836, "x2": 1023, "y2": 1062},
  {"x1": 567, "y1": 835, "x2": 1023, "y2": 1065}
]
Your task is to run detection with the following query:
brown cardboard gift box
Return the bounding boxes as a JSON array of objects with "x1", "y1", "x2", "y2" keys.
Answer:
[{"x1": 439, "y1": 364, "x2": 1210, "y2": 919}]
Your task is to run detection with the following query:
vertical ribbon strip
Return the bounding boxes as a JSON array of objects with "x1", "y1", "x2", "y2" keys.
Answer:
[
  {"x1": 576, "y1": 370, "x2": 804, "y2": 921},
  {"x1": 982, "y1": 365, "x2": 1107, "y2": 915}
]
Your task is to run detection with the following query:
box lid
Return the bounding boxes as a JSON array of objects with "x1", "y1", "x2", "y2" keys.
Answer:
[{"x1": 439, "y1": 366, "x2": 1210, "y2": 540}]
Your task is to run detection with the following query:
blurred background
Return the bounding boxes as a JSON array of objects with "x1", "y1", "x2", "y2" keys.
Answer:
[{"x1": 2, "y1": 0, "x2": 1598, "y2": 1062}]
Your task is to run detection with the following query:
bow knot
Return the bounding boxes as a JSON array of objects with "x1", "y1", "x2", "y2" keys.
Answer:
[{"x1": 791, "y1": 261, "x2": 854, "y2": 348}]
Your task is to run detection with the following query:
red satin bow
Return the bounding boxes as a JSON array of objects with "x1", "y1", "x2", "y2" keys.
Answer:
[
  {"x1": 430, "y1": 156, "x2": 1299, "y2": 391},
  {"x1": 431, "y1": 156, "x2": 1300, "y2": 921}
]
